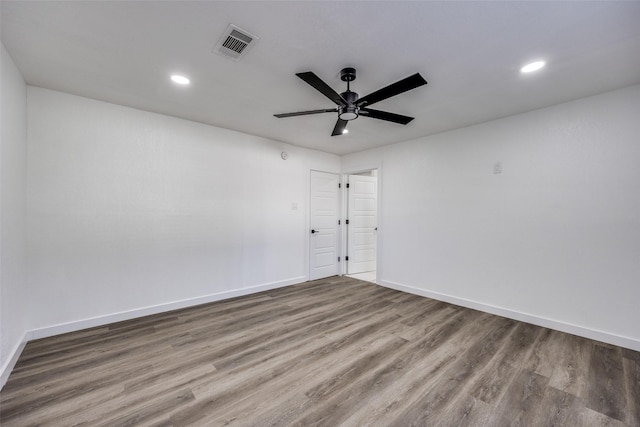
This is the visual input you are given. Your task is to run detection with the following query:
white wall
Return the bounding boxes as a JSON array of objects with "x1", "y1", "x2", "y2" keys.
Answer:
[
  {"x1": 0, "y1": 44, "x2": 29, "y2": 386},
  {"x1": 26, "y1": 87, "x2": 339, "y2": 335},
  {"x1": 343, "y1": 85, "x2": 640, "y2": 350}
]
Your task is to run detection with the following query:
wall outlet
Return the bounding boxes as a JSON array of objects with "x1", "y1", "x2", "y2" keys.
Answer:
[{"x1": 493, "y1": 162, "x2": 502, "y2": 174}]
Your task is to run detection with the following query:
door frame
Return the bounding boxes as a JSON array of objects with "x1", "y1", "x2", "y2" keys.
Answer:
[{"x1": 341, "y1": 163, "x2": 382, "y2": 278}]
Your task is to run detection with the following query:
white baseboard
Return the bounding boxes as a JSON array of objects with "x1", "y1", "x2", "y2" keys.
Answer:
[
  {"x1": 29, "y1": 276, "x2": 306, "y2": 340},
  {"x1": 0, "y1": 331, "x2": 31, "y2": 390},
  {"x1": 378, "y1": 279, "x2": 640, "y2": 352}
]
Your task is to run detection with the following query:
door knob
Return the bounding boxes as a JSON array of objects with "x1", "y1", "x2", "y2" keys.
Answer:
[{"x1": 311, "y1": 229, "x2": 317, "y2": 234}]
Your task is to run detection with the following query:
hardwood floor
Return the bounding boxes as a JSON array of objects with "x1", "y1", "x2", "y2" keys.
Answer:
[{"x1": 1, "y1": 276, "x2": 639, "y2": 426}]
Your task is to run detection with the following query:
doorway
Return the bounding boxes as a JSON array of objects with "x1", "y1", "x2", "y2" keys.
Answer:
[{"x1": 345, "y1": 170, "x2": 378, "y2": 283}]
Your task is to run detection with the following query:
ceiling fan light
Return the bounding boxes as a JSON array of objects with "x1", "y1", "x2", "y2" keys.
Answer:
[
  {"x1": 339, "y1": 112, "x2": 358, "y2": 120},
  {"x1": 339, "y1": 106, "x2": 359, "y2": 121}
]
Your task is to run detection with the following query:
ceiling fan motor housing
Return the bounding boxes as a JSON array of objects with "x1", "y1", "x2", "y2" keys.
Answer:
[{"x1": 339, "y1": 90, "x2": 359, "y2": 120}]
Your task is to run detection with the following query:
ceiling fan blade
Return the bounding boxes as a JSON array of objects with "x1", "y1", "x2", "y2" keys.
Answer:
[
  {"x1": 296, "y1": 72, "x2": 347, "y2": 106},
  {"x1": 331, "y1": 119, "x2": 348, "y2": 136},
  {"x1": 356, "y1": 73, "x2": 427, "y2": 107},
  {"x1": 360, "y1": 108, "x2": 414, "y2": 125},
  {"x1": 274, "y1": 108, "x2": 337, "y2": 118}
]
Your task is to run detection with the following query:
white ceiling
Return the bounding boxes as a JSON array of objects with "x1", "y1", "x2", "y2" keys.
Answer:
[{"x1": 2, "y1": 1, "x2": 640, "y2": 155}]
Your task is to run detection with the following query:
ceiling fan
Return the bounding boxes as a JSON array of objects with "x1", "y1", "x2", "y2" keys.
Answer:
[{"x1": 274, "y1": 67, "x2": 427, "y2": 136}]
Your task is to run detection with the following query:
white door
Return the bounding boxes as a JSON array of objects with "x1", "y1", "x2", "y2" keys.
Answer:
[
  {"x1": 347, "y1": 174, "x2": 377, "y2": 274},
  {"x1": 309, "y1": 171, "x2": 340, "y2": 280}
]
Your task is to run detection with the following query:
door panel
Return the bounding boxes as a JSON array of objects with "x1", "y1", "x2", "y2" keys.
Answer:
[
  {"x1": 347, "y1": 174, "x2": 377, "y2": 274},
  {"x1": 309, "y1": 171, "x2": 339, "y2": 280}
]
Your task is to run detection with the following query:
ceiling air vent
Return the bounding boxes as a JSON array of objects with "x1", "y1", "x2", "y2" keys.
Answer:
[{"x1": 214, "y1": 24, "x2": 258, "y2": 61}]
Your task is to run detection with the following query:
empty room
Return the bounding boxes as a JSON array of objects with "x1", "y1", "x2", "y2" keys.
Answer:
[{"x1": 1, "y1": 1, "x2": 640, "y2": 426}]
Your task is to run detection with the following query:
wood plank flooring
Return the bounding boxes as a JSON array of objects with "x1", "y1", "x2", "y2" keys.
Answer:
[{"x1": 1, "y1": 276, "x2": 639, "y2": 426}]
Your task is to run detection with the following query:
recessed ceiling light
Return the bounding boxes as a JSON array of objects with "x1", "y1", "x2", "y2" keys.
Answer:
[
  {"x1": 520, "y1": 61, "x2": 545, "y2": 73},
  {"x1": 342, "y1": 129, "x2": 349, "y2": 134},
  {"x1": 170, "y1": 74, "x2": 190, "y2": 85}
]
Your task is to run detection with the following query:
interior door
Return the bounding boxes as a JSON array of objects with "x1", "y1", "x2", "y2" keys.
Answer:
[
  {"x1": 309, "y1": 171, "x2": 339, "y2": 280},
  {"x1": 347, "y1": 174, "x2": 377, "y2": 274}
]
